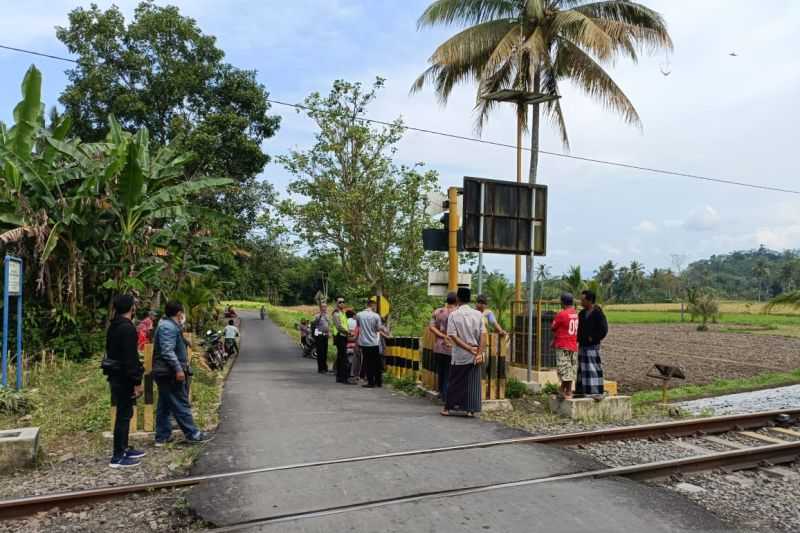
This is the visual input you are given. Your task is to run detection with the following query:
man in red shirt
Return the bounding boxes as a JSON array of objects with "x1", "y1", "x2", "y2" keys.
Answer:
[{"x1": 552, "y1": 293, "x2": 579, "y2": 399}]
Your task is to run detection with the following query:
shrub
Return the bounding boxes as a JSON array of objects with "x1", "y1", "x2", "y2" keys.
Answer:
[
  {"x1": 0, "y1": 388, "x2": 34, "y2": 416},
  {"x1": 542, "y1": 382, "x2": 559, "y2": 396},
  {"x1": 505, "y1": 377, "x2": 529, "y2": 399}
]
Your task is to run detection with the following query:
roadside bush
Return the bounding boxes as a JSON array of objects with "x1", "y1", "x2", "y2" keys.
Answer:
[
  {"x1": 0, "y1": 388, "x2": 34, "y2": 416},
  {"x1": 506, "y1": 378, "x2": 529, "y2": 399},
  {"x1": 541, "y1": 382, "x2": 559, "y2": 396}
]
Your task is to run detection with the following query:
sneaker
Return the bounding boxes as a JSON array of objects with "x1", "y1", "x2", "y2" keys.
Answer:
[
  {"x1": 186, "y1": 431, "x2": 213, "y2": 444},
  {"x1": 109, "y1": 456, "x2": 141, "y2": 469},
  {"x1": 154, "y1": 437, "x2": 175, "y2": 447},
  {"x1": 125, "y1": 448, "x2": 146, "y2": 459}
]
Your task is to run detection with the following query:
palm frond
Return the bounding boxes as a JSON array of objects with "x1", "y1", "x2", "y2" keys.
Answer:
[
  {"x1": 573, "y1": 1, "x2": 673, "y2": 51},
  {"x1": 418, "y1": 0, "x2": 518, "y2": 28},
  {"x1": 551, "y1": 9, "x2": 615, "y2": 61},
  {"x1": 554, "y1": 38, "x2": 641, "y2": 127},
  {"x1": 412, "y1": 19, "x2": 515, "y2": 99}
]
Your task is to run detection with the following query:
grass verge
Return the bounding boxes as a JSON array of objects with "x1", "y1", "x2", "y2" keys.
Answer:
[
  {"x1": 631, "y1": 367, "x2": 800, "y2": 407},
  {"x1": 0, "y1": 348, "x2": 225, "y2": 457}
]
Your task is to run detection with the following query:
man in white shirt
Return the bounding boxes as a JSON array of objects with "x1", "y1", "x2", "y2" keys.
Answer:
[
  {"x1": 356, "y1": 297, "x2": 383, "y2": 388},
  {"x1": 223, "y1": 319, "x2": 239, "y2": 356}
]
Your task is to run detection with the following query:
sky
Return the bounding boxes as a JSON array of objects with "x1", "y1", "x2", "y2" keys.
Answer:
[{"x1": 1, "y1": 0, "x2": 799, "y2": 278}]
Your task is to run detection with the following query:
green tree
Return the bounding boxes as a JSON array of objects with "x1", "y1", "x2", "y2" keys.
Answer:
[
  {"x1": 752, "y1": 259, "x2": 769, "y2": 302},
  {"x1": 561, "y1": 265, "x2": 584, "y2": 297},
  {"x1": 484, "y1": 272, "x2": 514, "y2": 328},
  {"x1": 279, "y1": 79, "x2": 439, "y2": 316},
  {"x1": 412, "y1": 0, "x2": 672, "y2": 182},
  {"x1": 687, "y1": 288, "x2": 720, "y2": 331},
  {"x1": 595, "y1": 260, "x2": 616, "y2": 286},
  {"x1": 56, "y1": 1, "x2": 280, "y2": 230}
]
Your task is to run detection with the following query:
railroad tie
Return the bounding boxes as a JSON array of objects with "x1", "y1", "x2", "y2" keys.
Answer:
[
  {"x1": 737, "y1": 431, "x2": 788, "y2": 445},
  {"x1": 766, "y1": 427, "x2": 800, "y2": 439},
  {"x1": 672, "y1": 440, "x2": 713, "y2": 456},
  {"x1": 702, "y1": 435, "x2": 747, "y2": 449}
]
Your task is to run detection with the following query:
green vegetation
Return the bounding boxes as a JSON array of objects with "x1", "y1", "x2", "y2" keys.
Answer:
[
  {"x1": 631, "y1": 368, "x2": 800, "y2": 406},
  {"x1": 0, "y1": 355, "x2": 224, "y2": 453},
  {"x1": 383, "y1": 374, "x2": 426, "y2": 397},
  {"x1": 505, "y1": 378, "x2": 529, "y2": 399},
  {"x1": 265, "y1": 305, "x2": 308, "y2": 340},
  {"x1": 606, "y1": 309, "x2": 800, "y2": 327}
]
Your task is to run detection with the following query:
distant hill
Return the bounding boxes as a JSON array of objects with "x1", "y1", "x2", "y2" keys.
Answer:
[{"x1": 684, "y1": 245, "x2": 800, "y2": 301}]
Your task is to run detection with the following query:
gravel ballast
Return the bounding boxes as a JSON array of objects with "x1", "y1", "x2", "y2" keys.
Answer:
[{"x1": 677, "y1": 384, "x2": 800, "y2": 415}]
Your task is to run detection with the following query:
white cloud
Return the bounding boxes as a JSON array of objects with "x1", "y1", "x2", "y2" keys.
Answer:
[
  {"x1": 684, "y1": 206, "x2": 721, "y2": 232},
  {"x1": 634, "y1": 220, "x2": 657, "y2": 233}
]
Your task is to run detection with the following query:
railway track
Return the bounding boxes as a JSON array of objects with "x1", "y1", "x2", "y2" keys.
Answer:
[{"x1": 1, "y1": 408, "x2": 799, "y2": 524}]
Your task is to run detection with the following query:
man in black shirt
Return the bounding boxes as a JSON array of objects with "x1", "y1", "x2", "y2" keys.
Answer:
[
  {"x1": 576, "y1": 289, "x2": 608, "y2": 398},
  {"x1": 105, "y1": 295, "x2": 145, "y2": 468}
]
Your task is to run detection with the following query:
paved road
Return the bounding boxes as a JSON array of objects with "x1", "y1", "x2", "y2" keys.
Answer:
[{"x1": 190, "y1": 314, "x2": 725, "y2": 532}]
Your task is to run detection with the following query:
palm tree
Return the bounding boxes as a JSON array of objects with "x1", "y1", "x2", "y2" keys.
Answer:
[
  {"x1": 484, "y1": 274, "x2": 514, "y2": 328},
  {"x1": 752, "y1": 260, "x2": 770, "y2": 302},
  {"x1": 535, "y1": 262, "x2": 551, "y2": 301},
  {"x1": 595, "y1": 260, "x2": 616, "y2": 286},
  {"x1": 561, "y1": 264, "x2": 584, "y2": 297},
  {"x1": 412, "y1": 0, "x2": 672, "y2": 181}
]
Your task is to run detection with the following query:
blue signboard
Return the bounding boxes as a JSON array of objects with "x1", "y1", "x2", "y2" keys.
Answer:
[{"x1": 2, "y1": 256, "x2": 23, "y2": 389}]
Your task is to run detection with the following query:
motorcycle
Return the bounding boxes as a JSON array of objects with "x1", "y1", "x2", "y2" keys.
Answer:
[{"x1": 201, "y1": 329, "x2": 226, "y2": 370}]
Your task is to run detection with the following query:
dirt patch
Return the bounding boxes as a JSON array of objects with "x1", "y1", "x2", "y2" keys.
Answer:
[{"x1": 602, "y1": 324, "x2": 800, "y2": 393}]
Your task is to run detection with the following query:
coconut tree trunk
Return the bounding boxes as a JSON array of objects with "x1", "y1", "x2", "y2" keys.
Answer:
[{"x1": 528, "y1": 103, "x2": 540, "y2": 184}]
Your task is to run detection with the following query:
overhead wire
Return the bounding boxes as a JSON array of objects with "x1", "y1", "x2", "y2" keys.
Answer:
[{"x1": 1, "y1": 42, "x2": 797, "y2": 195}]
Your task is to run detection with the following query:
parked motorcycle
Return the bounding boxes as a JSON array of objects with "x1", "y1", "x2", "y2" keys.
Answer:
[{"x1": 201, "y1": 329, "x2": 226, "y2": 370}]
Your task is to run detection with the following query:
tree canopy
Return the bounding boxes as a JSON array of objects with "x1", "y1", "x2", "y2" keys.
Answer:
[
  {"x1": 56, "y1": 1, "x2": 280, "y2": 231},
  {"x1": 279, "y1": 79, "x2": 440, "y2": 315}
]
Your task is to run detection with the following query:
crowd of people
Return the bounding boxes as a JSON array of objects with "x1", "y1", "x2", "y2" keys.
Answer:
[
  {"x1": 425, "y1": 287, "x2": 608, "y2": 416},
  {"x1": 102, "y1": 286, "x2": 608, "y2": 467},
  {"x1": 103, "y1": 295, "x2": 213, "y2": 469},
  {"x1": 304, "y1": 297, "x2": 389, "y2": 388}
]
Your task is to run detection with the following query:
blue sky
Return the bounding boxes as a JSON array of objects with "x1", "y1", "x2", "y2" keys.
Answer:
[{"x1": 2, "y1": 0, "x2": 799, "y2": 278}]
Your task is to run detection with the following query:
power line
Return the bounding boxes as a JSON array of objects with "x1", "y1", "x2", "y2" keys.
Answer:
[
  {"x1": 267, "y1": 98, "x2": 800, "y2": 195},
  {"x1": 2, "y1": 42, "x2": 798, "y2": 195}
]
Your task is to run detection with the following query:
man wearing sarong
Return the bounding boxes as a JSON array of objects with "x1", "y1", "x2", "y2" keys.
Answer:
[
  {"x1": 576, "y1": 289, "x2": 608, "y2": 398},
  {"x1": 428, "y1": 292, "x2": 456, "y2": 401},
  {"x1": 441, "y1": 288, "x2": 485, "y2": 417}
]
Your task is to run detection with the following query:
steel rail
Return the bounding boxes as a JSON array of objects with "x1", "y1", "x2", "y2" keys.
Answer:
[
  {"x1": 0, "y1": 408, "x2": 797, "y2": 520},
  {"x1": 211, "y1": 441, "x2": 800, "y2": 531}
]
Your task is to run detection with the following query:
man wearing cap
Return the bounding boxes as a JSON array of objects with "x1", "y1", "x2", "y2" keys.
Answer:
[
  {"x1": 356, "y1": 297, "x2": 383, "y2": 388},
  {"x1": 442, "y1": 287, "x2": 485, "y2": 417},
  {"x1": 428, "y1": 292, "x2": 456, "y2": 401},
  {"x1": 552, "y1": 293, "x2": 579, "y2": 399},
  {"x1": 332, "y1": 297, "x2": 352, "y2": 384}
]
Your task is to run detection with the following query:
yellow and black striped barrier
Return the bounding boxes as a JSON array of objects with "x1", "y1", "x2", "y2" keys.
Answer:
[{"x1": 384, "y1": 331, "x2": 507, "y2": 402}]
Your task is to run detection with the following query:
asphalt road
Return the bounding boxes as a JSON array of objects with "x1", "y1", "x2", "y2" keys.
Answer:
[{"x1": 189, "y1": 313, "x2": 726, "y2": 532}]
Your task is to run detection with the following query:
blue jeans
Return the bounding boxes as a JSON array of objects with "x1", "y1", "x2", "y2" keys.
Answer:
[{"x1": 155, "y1": 378, "x2": 200, "y2": 442}]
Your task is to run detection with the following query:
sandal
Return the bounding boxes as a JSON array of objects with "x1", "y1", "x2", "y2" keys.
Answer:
[{"x1": 440, "y1": 409, "x2": 450, "y2": 416}]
